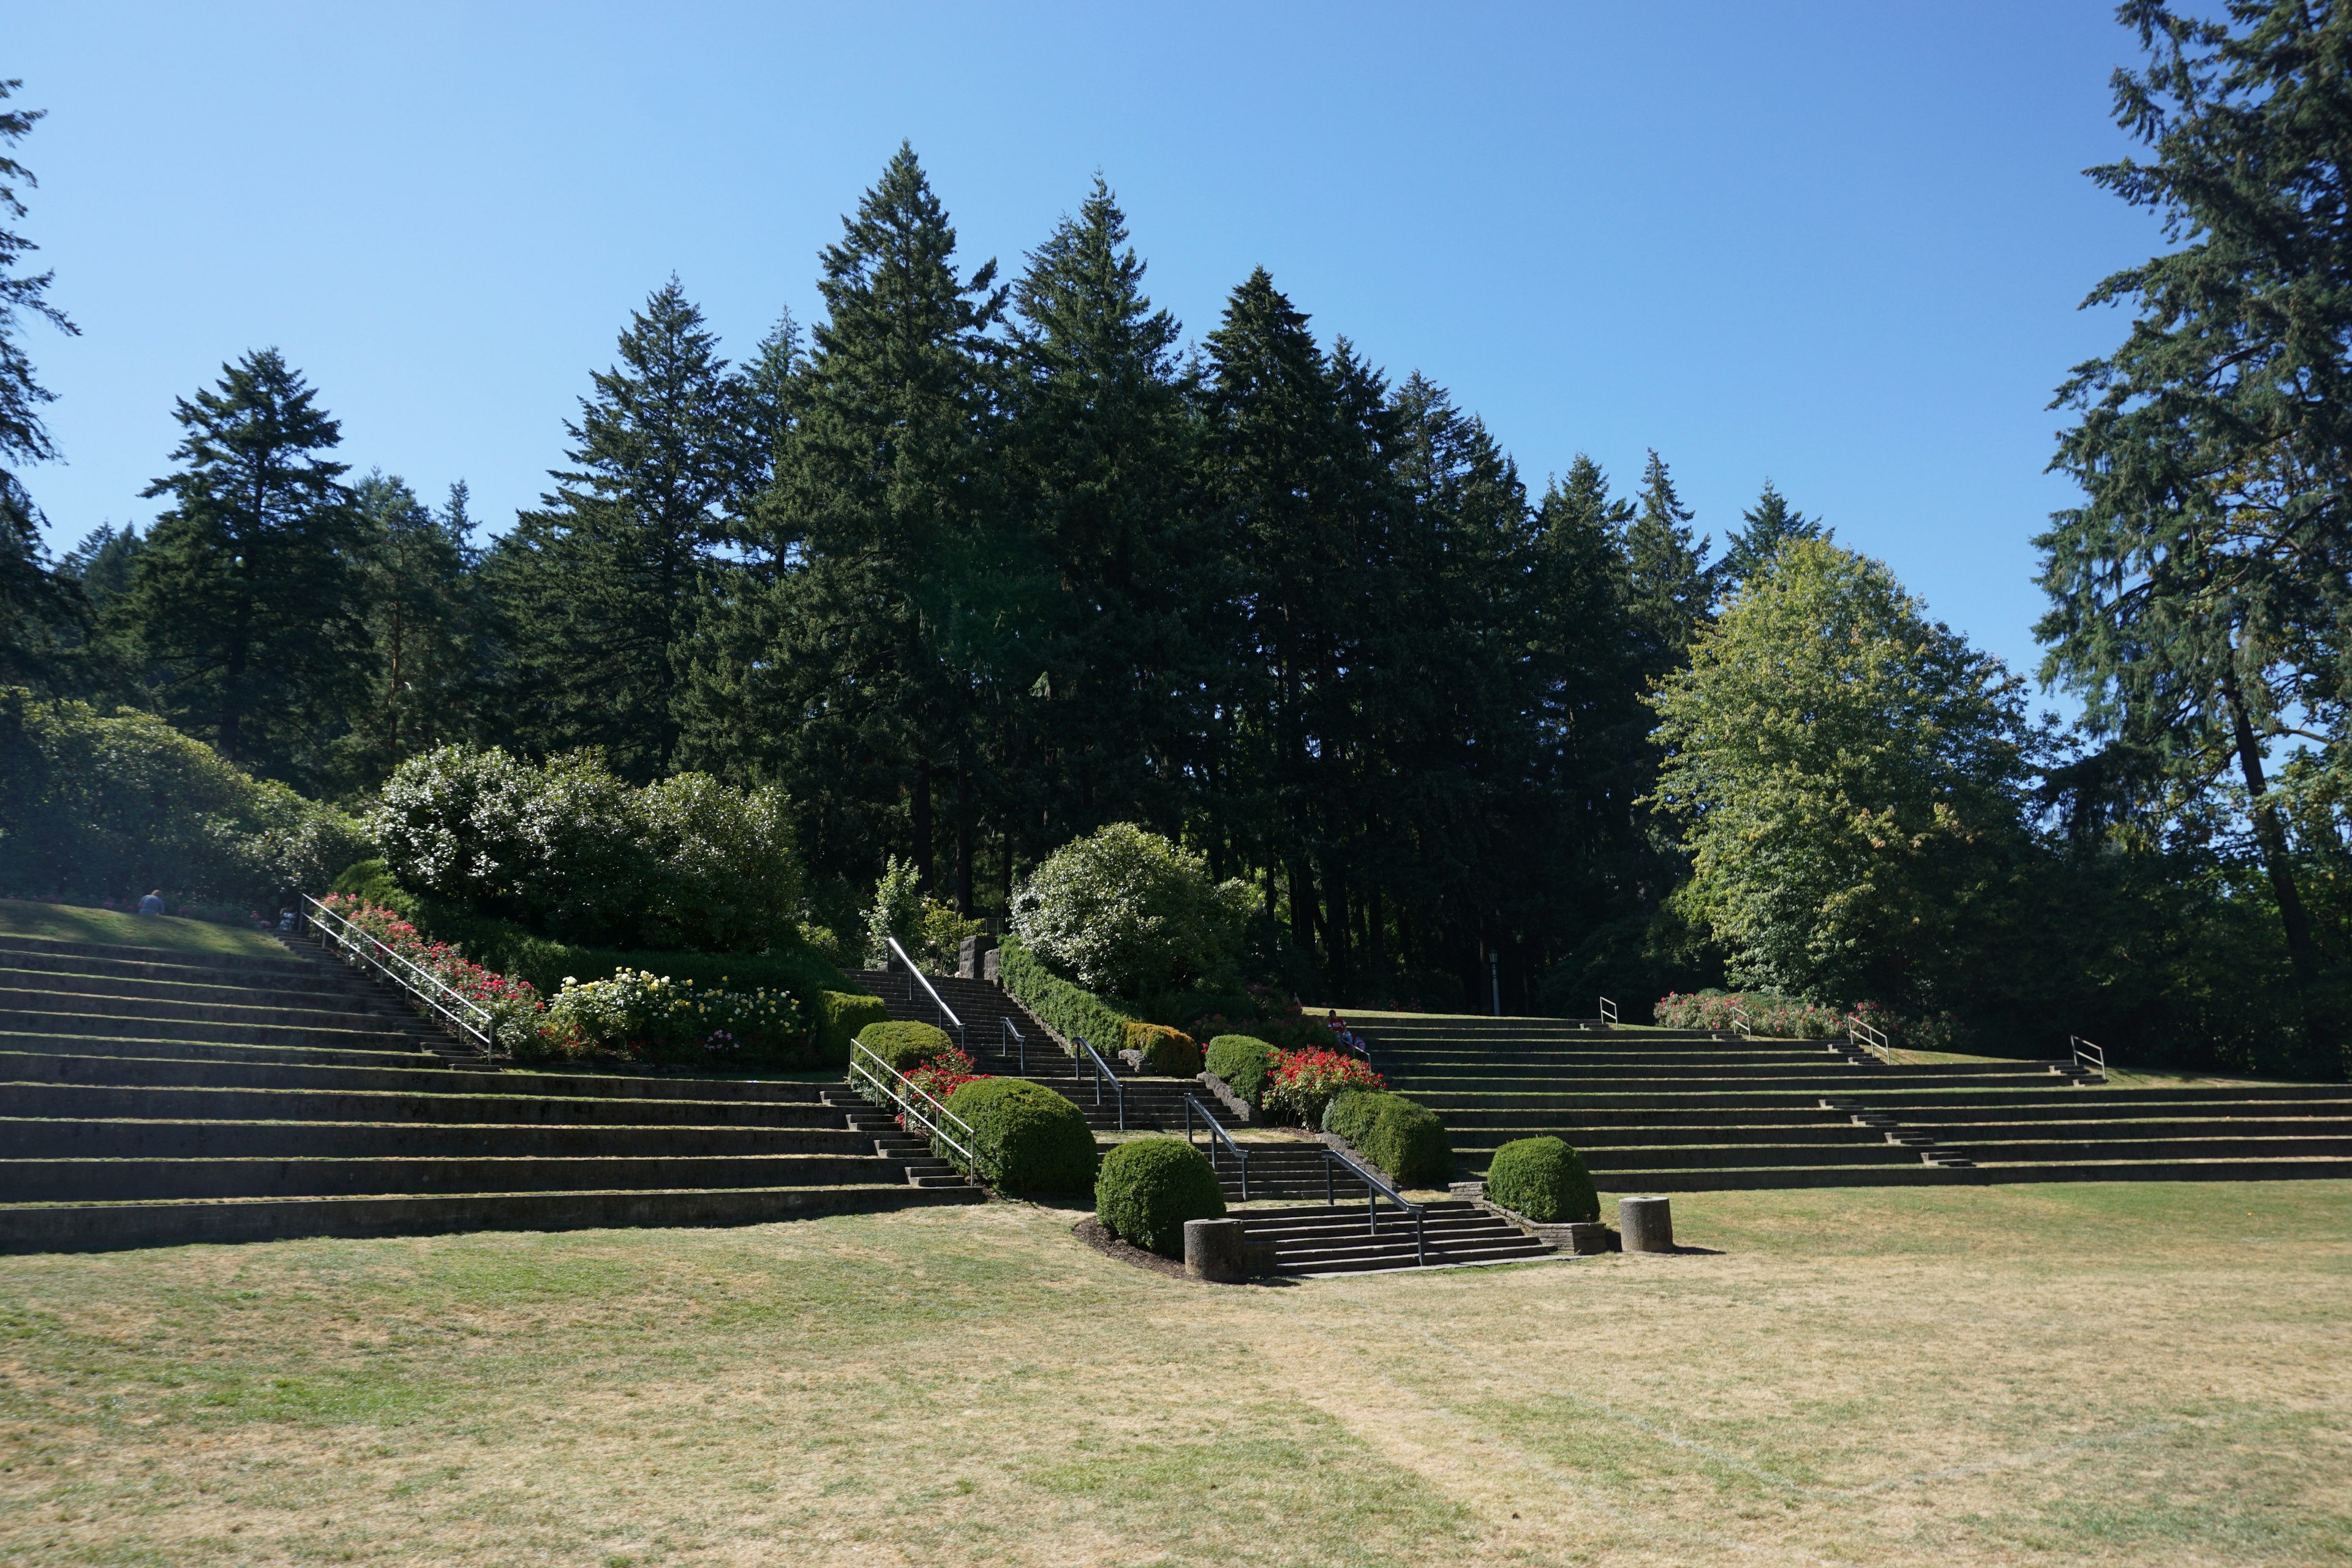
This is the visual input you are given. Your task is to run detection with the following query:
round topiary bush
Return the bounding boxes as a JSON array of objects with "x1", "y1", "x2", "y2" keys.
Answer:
[
  {"x1": 1322, "y1": 1087, "x2": 1385, "y2": 1143},
  {"x1": 1095, "y1": 1137, "x2": 1227, "y2": 1256},
  {"x1": 856, "y1": 1019, "x2": 955, "y2": 1074},
  {"x1": 1362, "y1": 1096, "x2": 1452, "y2": 1189},
  {"x1": 1205, "y1": 1035, "x2": 1278, "y2": 1104},
  {"x1": 944, "y1": 1077, "x2": 1098, "y2": 1195},
  {"x1": 1485, "y1": 1136, "x2": 1598, "y2": 1224},
  {"x1": 1122, "y1": 1022, "x2": 1204, "y2": 1077}
]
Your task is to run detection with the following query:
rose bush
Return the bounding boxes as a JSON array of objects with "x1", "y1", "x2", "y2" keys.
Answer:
[{"x1": 1267, "y1": 1048, "x2": 1385, "y2": 1127}]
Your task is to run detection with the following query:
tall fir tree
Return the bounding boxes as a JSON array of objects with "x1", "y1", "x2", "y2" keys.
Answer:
[
  {"x1": 330, "y1": 473, "x2": 486, "y2": 791},
  {"x1": 1717, "y1": 479, "x2": 1822, "y2": 590},
  {"x1": 125, "y1": 350, "x2": 369, "y2": 785},
  {"x1": 1624, "y1": 448, "x2": 1712, "y2": 679},
  {"x1": 489, "y1": 278, "x2": 750, "y2": 781}
]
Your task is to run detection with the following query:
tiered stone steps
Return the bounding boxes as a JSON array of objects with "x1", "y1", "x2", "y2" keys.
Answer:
[
  {"x1": 1360, "y1": 1014, "x2": 2352, "y2": 1191},
  {"x1": 1232, "y1": 1199, "x2": 1554, "y2": 1275},
  {"x1": 0, "y1": 931, "x2": 978, "y2": 1251}
]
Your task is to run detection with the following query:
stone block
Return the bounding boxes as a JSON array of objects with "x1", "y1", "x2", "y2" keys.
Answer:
[
  {"x1": 1184, "y1": 1217, "x2": 1247, "y2": 1283},
  {"x1": 1619, "y1": 1195, "x2": 1674, "y2": 1253},
  {"x1": 981, "y1": 948, "x2": 1001, "y2": 983}
]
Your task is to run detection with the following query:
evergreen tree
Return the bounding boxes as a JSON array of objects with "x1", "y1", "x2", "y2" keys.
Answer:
[
  {"x1": 0, "y1": 79, "x2": 85, "y2": 690},
  {"x1": 2038, "y1": 1, "x2": 2352, "y2": 991},
  {"x1": 709, "y1": 145, "x2": 1006, "y2": 904},
  {"x1": 1624, "y1": 448, "x2": 1712, "y2": 677},
  {"x1": 125, "y1": 350, "x2": 368, "y2": 785},
  {"x1": 330, "y1": 473, "x2": 486, "y2": 791},
  {"x1": 489, "y1": 278, "x2": 749, "y2": 781},
  {"x1": 1717, "y1": 479, "x2": 1822, "y2": 590}
]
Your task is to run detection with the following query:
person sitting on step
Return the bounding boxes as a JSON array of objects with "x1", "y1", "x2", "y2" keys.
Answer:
[{"x1": 137, "y1": 889, "x2": 165, "y2": 916}]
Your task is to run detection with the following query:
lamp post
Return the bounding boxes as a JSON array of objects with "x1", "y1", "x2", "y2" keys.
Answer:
[{"x1": 1489, "y1": 951, "x2": 1500, "y2": 1017}]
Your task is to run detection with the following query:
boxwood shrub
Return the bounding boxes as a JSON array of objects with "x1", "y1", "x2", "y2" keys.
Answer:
[
  {"x1": 1121, "y1": 1021, "x2": 1203, "y2": 1076},
  {"x1": 1485, "y1": 1136, "x2": 1599, "y2": 1224},
  {"x1": 818, "y1": 991, "x2": 889, "y2": 1066},
  {"x1": 997, "y1": 933, "x2": 1139, "y2": 1058},
  {"x1": 1204, "y1": 1035, "x2": 1278, "y2": 1104},
  {"x1": 1095, "y1": 1137, "x2": 1226, "y2": 1256},
  {"x1": 944, "y1": 1077, "x2": 1098, "y2": 1195},
  {"x1": 1324, "y1": 1090, "x2": 1452, "y2": 1188},
  {"x1": 856, "y1": 1019, "x2": 954, "y2": 1074}
]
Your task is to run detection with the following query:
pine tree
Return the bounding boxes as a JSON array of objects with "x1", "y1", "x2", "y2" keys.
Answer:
[
  {"x1": 1717, "y1": 479, "x2": 1822, "y2": 590},
  {"x1": 489, "y1": 278, "x2": 750, "y2": 781},
  {"x1": 330, "y1": 473, "x2": 486, "y2": 790},
  {"x1": 713, "y1": 145, "x2": 1006, "y2": 903},
  {"x1": 1624, "y1": 448, "x2": 1712, "y2": 678},
  {"x1": 0, "y1": 80, "x2": 85, "y2": 689},
  {"x1": 125, "y1": 350, "x2": 369, "y2": 785}
]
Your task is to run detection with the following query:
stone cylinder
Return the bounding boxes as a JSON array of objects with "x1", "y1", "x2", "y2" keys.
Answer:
[
  {"x1": 1618, "y1": 1196, "x2": 1674, "y2": 1253},
  {"x1": 1184, "y1": 1218, "x2": 1248, "y2": 1283}
]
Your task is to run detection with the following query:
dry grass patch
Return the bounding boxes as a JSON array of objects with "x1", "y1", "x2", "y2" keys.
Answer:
[{"x1": 2, "y1": 1182, "x2": 2348, "y2": 1565}]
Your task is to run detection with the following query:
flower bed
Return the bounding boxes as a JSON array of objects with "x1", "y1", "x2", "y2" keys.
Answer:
[
  {"x1": 320, "y1": 893, "x2": 548, "y2": 1052},
  {"x1": 1654, "y1": 989, "x2": 1847, "y2": 1039},
  {"x1": 1267, "y1": 1048, "x2": 1385, "y2": 1126}
]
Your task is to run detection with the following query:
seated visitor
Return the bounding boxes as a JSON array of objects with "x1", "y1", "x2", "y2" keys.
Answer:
[{"x1": 137, "y1": 889, "x2": 165, "y2": 916}]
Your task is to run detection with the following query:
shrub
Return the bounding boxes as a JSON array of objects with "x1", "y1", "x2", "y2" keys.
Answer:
[
  {"x1": 998, "y1": 933, "x2": 1138, "y2": 1057},
  {"x1": 1009, "y1": 822, "x2": 1254, "y2": 998},
  {"x1": 863, "y1": 854, "x2": 923, "y2": 966},
  {"x1": 1204, "y1": 1035, "x2": 1279, "y2": 1105},
  {"x1": 1654, "y1": 989, "x2": 1845, "y2": 1039},
  {"x1": 542, "y1": 967, "x2": 809, "y2": 1066},
  {"x1": 1485, "y1": 1136, "x2": 1599, "y2": 1224},
  {"x1": 856, "y1": 1019, "x2": 955, "y2": 1075},
  {"x1": 1095, "y1": 1137, "x2": 1226, "y2": 1256},
  {"x1": 1322, "y1": 1090, "x2": 1452, "y2": 1188},
  {"x1": 1121, "y1": 1021, "x2": 1202, "y2": 1076},
  {"x1": 945, "y1": 1077, "x2": 1098, "y2": 1195},
  {"x1": 904, "y1": 1048, "x2": 983, "y2": 1105},
  {"x1": 0, "y1": 693, "x2": 368, "y2": 908},
  {"x1": 317, "y1": 894, "x2": 547, "y2": 1055},
  {"x1": 1267, "y1": 1049, "x2": 1384, "y2": 1127},
  {"x1": 816, "y1": 990, "x2": 889, "y2": 1067}
]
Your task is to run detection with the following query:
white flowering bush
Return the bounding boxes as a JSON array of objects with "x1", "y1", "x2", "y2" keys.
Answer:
[
  {"x1": 864, "y1": 854, "x2": 923, "y2": 965},
  {"x1": 543, "y1": 967, "x2": 807, "y2": 1065},
  {"x1": 1009, "y1": 823, "x2": 1253, "y2": 1000}
]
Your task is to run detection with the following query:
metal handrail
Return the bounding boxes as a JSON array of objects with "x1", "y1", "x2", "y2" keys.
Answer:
[
  {"x1": 1074, "y1": 1035, "x2": 1126, "y2": 1131},
  {"x1": 1001, "y1": 1015, "x2": 1027, "y2": 1075},
  {"x1": 1729, "y1": 1007, "x2": 1753, "y2": 1040},
  {"x1": 303, "y1": 895, "x2": 495, "y2": 1059},
  {"x1": 2070, "y1": 1035, "x2": 2108, "y2": 1082},
  {"x1": 1847, "y1": 1016, "x2": 1896, "y2": 1065},
  {"x1": 1321, "y1": 1145, "x2": 1425, "y2": 1266},
  {"x1": 1599, "y1": 995, "x2": 1618, "y2": 1027},
  {"x1": 883, "y1": 935, "x2": 965, "y2": 1050},
  {"x1": 848, "y1": 1042, "x2": 981, "y2": 1175},
  {"x1": 1182, "y1": 1094, "x2": 1250, "y2": 1201}
]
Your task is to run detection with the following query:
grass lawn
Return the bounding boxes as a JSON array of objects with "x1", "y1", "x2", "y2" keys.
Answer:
[
  {"x1": 0, "y1": 899, "x2": 288, "y2": 960},
  {"x1": 2, "y1": 1182, "x2": 2346, "y2": 1566}
]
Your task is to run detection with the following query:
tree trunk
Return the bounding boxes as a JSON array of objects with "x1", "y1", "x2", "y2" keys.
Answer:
[
  {"x1": 2220, "y1": 665, "x2": 2318, "y2": 978},
  {"x1": 954, "y1": 757, "x2": 973, "y2": 918},
  {"x1": 911, "y1": 763, "x2": 934, "y2": 898}
]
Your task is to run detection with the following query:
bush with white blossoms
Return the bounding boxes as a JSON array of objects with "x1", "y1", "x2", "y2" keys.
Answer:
[
  {"x1": 544, "y1": 968, "x2": 807, "y2": 1065},
  {"x1": 1009, "y1": 823, "x2": 1253, "y2": 1000}
]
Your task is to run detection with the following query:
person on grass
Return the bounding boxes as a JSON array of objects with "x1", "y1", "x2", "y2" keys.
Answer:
[{"x1": 137, "y1": 890, "x2": 165, "y2": 916}]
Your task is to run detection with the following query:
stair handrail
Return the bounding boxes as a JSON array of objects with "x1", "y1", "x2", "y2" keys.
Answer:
[
  {"x1": 1729, "y1": 1006, "x2": 1753, "y2": 1040},
  {"x1": 848, "y1": 1041, "x2": 980, "y2": 1176},
  {"x1": 2069, "y1": 1035, "x2": 2108, "y2": 1082},
  {"x1": 1847, "y1": 1015, "x2": 1896, "y2": 1065},
  {"x1": 1598, "y1": 995, "x2": 1618, "y2": 1027},
  {"x1": 1074, "y1": 1035, "x2": 1127, "y2": 1131},
  {"x1": 884, "y1": 935, "x2": 965, "y2": 1050},
  {"x1": 1001, "y1": 1014, "x2": 1027, "y2": 1075},
  {"x1": 1182, "y1": 1093, "x2": 1250, "y2": 1201},
  {"x1": 1321, "y1": 1145, "x2": 1425, "y2": 1266},
  {"x1": 302, "y1": 894, "x2": 495, "y2": 1060}
]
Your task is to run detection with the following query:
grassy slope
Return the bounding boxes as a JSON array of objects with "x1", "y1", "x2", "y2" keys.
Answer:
[
  {"x1": 2, "y1": 1181, "x2": 2347, "y2": 1566},
  {"x1": 0, "y1": 898, "x2": 287, "y2": 960}
]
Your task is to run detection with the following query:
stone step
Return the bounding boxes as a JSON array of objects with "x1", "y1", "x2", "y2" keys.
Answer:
[
  {"x1": 0, "y1": 1047, "x2": 834, "y2": 1101},
  {"x1": 0, "y1": 962, "x2": 401, "y2": 1009},
  {"x1": 8, "y1": 1152, "x2": 913, "y2": 1202},
  {"x1": 0, "y1": 1007, "x2": 429, "y2": 1053},
  {"x1": 0, "y1": 932, "x2": 320, "y2": 978},
  {"x1": 0, "y1": 1031, "x2": 450, "y2": 1071},
  {"x1": 0, "y1": 1080, "x2": 846, "y2": 1127},
  {"x1": 0, "y1": 1117, "x2": 884, "y2": 1160},
  {"x1": 0, "y1": 986, "x2": 437, "y2": 1035}
]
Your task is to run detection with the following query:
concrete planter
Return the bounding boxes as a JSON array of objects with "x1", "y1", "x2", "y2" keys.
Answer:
[
  {"x1": 1450, "y1": 1180, "x2": 1616, "y2": 1253},
  {"x1": 1196, "y1": 1071, "x2": 1255, "y2": 1124}
]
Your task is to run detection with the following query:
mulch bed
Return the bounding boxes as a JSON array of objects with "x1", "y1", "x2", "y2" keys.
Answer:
[{"x1": 1071, "y1": 1215, "x2": 1188, "y2": 1279}]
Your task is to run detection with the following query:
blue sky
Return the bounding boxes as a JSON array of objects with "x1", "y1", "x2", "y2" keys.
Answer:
[{"x1": 13, "y1": 2, "x2": 2160, "y2": 688}]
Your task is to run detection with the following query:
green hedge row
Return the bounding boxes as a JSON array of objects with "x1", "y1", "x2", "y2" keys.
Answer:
[
  {"x1": 1323, "y1": 1088, "x2": 1453, "y2": 1189},
  {"x1": 1205, "y1": 1034, "x2": 1278, "y2": 1104},
  {"x1": 997, "y1": 933, "x2": 1139, "y2": 1060}
]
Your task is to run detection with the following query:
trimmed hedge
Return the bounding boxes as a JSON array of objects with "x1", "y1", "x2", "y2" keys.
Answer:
[
  {"x1": 1095, "y1": 1137, "x2": 1226, "y2": 1256},
  {"x1": 856, "y1": 1019, "x2": 954, "y2": 1074},
  {"x1": 818, "y1": 990, "x2": 889, "y2": 1067},
  {"x1": 1121, "y1": 1021, "x2": 1202, "y2": 1076},
  {"x1": 1486, "y1": 1136, "x2": 1598, "y2": 1224},
  {"x1": 1323, "y1": 1090, "x2": 1453, "y2": 1188},
  {"x1": 946, "y1": 1077, "x2": 1098, "y2": 1195},
  {"x1": 1205, "y1": 1035, "x2": 1278, "y2": 1104},
  {"x1": 997, "y1": 933, "x2": 1140, "y2": 1058}
]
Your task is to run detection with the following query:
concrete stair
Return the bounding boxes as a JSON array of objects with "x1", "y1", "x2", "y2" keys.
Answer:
[
  {"x1": 1360, "y1": 1015, "x2": 2352, "y2": 1191},
  {"x1": 0, "y1": 930, "x2": 979, "y2": 1251},
  {"x1": 1232, "y1": 1199, "x2": 1554, "y2": 1275}
]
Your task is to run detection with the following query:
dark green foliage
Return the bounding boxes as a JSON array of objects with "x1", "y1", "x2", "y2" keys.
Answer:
[
  {"x1": 1485, "y1": 1136, "x2": 1597, "y2": 1225},
  {"x1": 124, "y1": 350, "x2": 371, "y2": 791},
  {"x1": 1121, "y1": 1022, "x2": 1202, "y2": 1077},
  {"x1": 816, "y1": 990, "x2": 888, "y2": 1068},
  {"x1": 1093, "y1": 1136, "x2": 1224, "y2": 1255},
  {"x1": 1204, "y1": 1035, "x2": 1279, "y2": 1104},
  {"x1": 1717, "y1": 480, "x2": 1823, "y2": 591},
  {"x1": 329, "y1": 475, "x2": 488, "y2": 792},
  {"x1": 855, "y1": 1019, "x2": 954, "y2": 1074},
  {"x1": 1625, "y1": 448, "x2": 1711, "y2": 680},
  {"x1": 947, "y1": 1077, "x2": 1097, "y2": 1195},
  {"x1": 1322, "y1": 1089, "x2": 1452, "y2": 1188},
  {"x1": 998, "y1": 933, "x2": 1137, "y2": 1058}
]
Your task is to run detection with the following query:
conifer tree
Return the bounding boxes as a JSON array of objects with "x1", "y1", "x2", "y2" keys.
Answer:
[
  {"x1": 331, "y1": 473, "x2": 485, "y2": 790},
  {"x1": 126, "y1": 350, "x2": 369, "y2": 785},
  {"x1": 1624, "y1": 448, "x2": 1712, "y2": 679},
  {"x1": 1718, "y1": 479, "x2": 1822, "y2": 590},
  {"x1": 489, "y1": 279, "x2": 749, "y2": 781}
]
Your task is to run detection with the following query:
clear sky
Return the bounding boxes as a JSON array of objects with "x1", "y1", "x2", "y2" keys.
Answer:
[{"x1": 12, "y1": 2, "x2": 2162, "y2": 688}]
